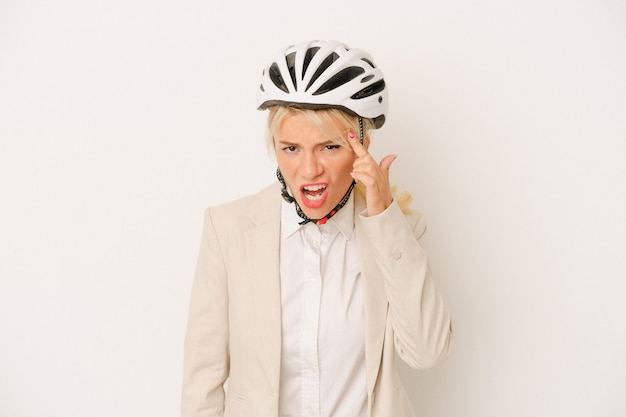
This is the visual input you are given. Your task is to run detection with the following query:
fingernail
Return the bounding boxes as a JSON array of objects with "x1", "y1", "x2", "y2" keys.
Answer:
[{"x1": 348, "y1": 131, "x2": 355, "y2": 139}]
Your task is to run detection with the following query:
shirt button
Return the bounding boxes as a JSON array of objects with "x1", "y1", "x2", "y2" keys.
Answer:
[{"x1": 392, "y1": 250, "x2": 402, "y2": 260}]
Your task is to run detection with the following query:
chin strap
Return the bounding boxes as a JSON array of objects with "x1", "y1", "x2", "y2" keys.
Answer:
[
  {"x1": 276, "y1": 167, "x2": 311, "y2": 225},
  {"x1": 277, "y1": 117, "x2": 363, "y2": 226}
]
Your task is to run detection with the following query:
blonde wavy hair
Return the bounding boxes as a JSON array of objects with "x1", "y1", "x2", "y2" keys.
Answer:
[{"x1": 265, "y1": 106, "x2": 413, "y2": 214}]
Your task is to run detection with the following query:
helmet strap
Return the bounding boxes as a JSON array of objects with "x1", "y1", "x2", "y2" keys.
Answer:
[{"x1": 358, "y1": 116, "x2": 364, "y2": 144}]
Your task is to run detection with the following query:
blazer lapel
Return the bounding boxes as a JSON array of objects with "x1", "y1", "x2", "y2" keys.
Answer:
[
  {"x1": 244, "y1": 183, "x2": 282, "y2": 394},
  {"x1": 354, "y1": 192, "x2": 389, "y2": 397}
]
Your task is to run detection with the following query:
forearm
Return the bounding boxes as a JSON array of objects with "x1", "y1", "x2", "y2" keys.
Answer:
[{"x1": 360, "y1": 201, "x2": 453, "y2": 368}]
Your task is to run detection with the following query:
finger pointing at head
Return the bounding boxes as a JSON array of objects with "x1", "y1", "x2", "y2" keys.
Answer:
[{"x1": 347, "y1": 130, "x2": 368, "y2": 157}]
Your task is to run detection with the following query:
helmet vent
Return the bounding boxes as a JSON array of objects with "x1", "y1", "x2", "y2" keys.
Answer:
[
  {"x1": 305, "y1": 52, "x2": 340, "y2": 92},
  {"x1": 361, "y1": 75, "x2": 374, "y2": 83},
  {"x1": 361, "y1": 58, "x2": 375, "y2": 68},
  {"x1": 286, "y1": 52, "x2": 297, "y2": 91},
  {"x1": 269, "y1": 62, "x2": 289, "y2": 93},
  {"x1": 313, "y1": 66, "x2": 365, "y2": 96},
  {"x1": 351, "y1": 79, "x2": 386, "y2": 100},
  {"x1": 302, "y1": 47, "x2": 320, "y2": 78}
]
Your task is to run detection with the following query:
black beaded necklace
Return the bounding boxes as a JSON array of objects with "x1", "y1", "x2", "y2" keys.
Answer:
[{"x1": 277, "y1": 117, "x2": 363, "y2": 226}]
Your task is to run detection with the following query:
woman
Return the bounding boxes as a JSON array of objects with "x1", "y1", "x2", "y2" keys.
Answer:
[{"x1": 181, "y1": 40, "x2": 453, "y2": 417}]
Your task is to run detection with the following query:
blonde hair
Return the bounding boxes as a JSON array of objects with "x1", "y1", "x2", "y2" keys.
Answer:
[
  {"x1": 264, "y1": 106, "x2": 372, "y2": 153},
  {"x1": 265, "y1": 106, "x2": 413, "y2": 214}
]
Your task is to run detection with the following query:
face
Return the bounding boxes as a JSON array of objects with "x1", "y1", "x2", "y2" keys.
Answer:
[{"x1": 275, "y1": 112, "x2": 358, "y2": 221}]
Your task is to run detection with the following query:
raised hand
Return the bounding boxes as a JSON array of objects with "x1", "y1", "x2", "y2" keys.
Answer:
[{"x1": 347, "y1": 131, "x2": 397, "y2": 216}]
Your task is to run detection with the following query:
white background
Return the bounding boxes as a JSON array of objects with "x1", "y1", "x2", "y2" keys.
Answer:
[{"x1": 1, "y1": 0, "x2": 625, "y2": 416}]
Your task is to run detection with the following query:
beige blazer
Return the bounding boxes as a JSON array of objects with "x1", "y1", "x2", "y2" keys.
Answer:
[{"x1": 182, "y1": 182, "x2": 452, "y2": 417}]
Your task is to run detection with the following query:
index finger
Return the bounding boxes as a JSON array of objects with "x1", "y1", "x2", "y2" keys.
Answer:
[{"x1": 347, "y1": 130, "x2": 368, "y2": 157}]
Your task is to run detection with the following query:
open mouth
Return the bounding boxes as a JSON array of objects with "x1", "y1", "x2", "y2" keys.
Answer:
[
  {"x1": 302, "y1": 184, "x2": 326, "y2": 200},
  {"x1": 300, "y1": 183, "x2": 328, "y2": 208}
]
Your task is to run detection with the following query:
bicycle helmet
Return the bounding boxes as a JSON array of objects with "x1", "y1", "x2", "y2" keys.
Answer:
[{"x1": 257, "y1": 40, "x2": 388, "y2": 128}]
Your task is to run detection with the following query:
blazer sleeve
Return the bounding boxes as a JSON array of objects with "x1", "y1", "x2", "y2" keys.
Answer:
[
  {"x1": 359, "y1": 201, "x2": 453, "y2": 369},
  {"x1": 181, "y1": 208, "x2": 229, "y2": 417}
]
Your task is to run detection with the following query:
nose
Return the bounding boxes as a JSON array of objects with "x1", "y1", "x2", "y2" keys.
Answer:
[{"x1": 301, "y1": 151, "x2": 323, "y2": 180}]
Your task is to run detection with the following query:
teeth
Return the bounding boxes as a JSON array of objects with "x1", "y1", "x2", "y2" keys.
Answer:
[
  {"x1": 302, "y1": 184, "x2": 326, "y2": 201},
  {"x1": 303, "y1": 184, "x2": 326, "y2": 191},
  {"x1": 305, "y1": 193, "x2": 323, "y2": 201}
]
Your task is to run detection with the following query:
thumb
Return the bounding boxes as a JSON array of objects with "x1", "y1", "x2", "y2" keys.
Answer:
[{"x1": 379, "y1": 154, "x2": 398, "y2": 177}]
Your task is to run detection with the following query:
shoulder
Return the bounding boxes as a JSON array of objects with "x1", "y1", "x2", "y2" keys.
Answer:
[{"x1": 204, "y1": 182, "x2": 281, "y2": 229}]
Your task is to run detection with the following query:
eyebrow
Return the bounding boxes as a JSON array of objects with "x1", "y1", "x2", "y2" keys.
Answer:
[
  {"x1": 277, "y1": 140, "x2": 339, "y2": 147},
  {"x1": 276, "y1": 140, "x2": 298, "y2": 146}
]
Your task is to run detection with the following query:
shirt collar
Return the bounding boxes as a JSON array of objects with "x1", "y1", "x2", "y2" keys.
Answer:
[{"x1": 280, "y1": 194, "x2": 355, "y2": 240}]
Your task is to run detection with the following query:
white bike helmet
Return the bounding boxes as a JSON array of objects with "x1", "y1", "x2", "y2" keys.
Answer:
[{"x1": 257, "y1": 40, "x2": 388, "y2": 128}]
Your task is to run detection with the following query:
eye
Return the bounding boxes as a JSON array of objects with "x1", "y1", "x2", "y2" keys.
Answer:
[
  {"x1": 282, "y1": 145, "x2": 297, "y2": 152},
  {"x1": 324, "y1": 144, "x2": 341, "y2": 151}
]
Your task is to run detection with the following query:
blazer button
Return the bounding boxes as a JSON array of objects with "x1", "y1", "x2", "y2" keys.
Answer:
[{"x1": 392, "y1": 250, "x2": 402, "y2": 260}]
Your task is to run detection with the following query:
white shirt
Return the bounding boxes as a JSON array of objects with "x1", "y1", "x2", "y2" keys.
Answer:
[{"x1": 278, "y1": 195, "x2": 367, "y2": 417}]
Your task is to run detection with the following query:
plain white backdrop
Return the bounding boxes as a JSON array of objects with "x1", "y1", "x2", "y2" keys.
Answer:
[{"x1": 1, "y1": 0, "x2": 625, "y2": 416}]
